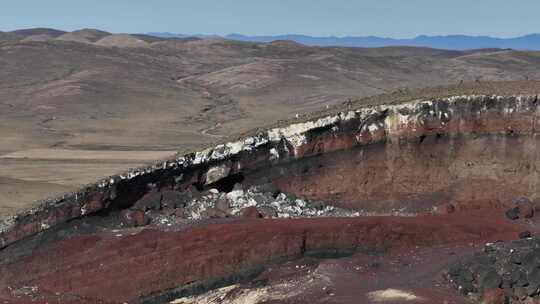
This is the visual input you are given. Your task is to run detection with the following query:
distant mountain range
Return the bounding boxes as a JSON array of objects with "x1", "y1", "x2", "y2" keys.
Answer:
[
  {"x1": 5, "y1": 28, "x2": 540, "y2": 50},
  {"x1": 149, "y1": 32, "x2": 540, "y2": 50}
]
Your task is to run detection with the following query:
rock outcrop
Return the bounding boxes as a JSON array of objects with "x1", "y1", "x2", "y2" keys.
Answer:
[
  {"x1": 2, "y1": 95, "x2": 540, "y2": 248},
  {"x1": 3, "y1": 94, "x2": 540, "y2": 303},
  {"x1": 446, "y1": 236, "x2": 540, "y2": 303},
  {"x1": 0, "y1": 212, "x2": 522, "y2": 303}
]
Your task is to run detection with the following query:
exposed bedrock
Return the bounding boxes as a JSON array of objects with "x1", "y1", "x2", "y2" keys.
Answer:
[
  {"x1": 263, "y1": 134, "x2": 540, "y2": 213},
  {"x1": 0, "y1": 214, "x2": 523, "y2": 303},
  {"x1": 3, "y1": 95, "x2": 540, "y2": 303},
  {"x1": 2, "y1": 94, "x2": 540, "y2": 248}
]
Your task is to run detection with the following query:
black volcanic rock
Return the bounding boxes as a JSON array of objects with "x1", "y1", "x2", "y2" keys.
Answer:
[
  {"x1": 514, "y1": 197, "x2": 535, "y2": 219},
  {"x1": 505, "y1": 207, "x2": 519, "y2": 220},
  {"x1": 519, "y1": 231, "x2": 532, "y2": 239},
  {"x1": 446, "y1": 237, "x2": 540, "y2": 302}
]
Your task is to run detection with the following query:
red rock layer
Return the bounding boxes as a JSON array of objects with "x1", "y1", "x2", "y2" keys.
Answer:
[
  {"x1": 0, "y1": 211, "x2": 524, "y2": 303},
  {"x1": 267, "y1": 134, "x2": 540, "y2": 212}
]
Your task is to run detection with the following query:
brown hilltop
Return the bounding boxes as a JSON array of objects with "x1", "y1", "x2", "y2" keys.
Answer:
[
  {"x1": 56, "y1": 28, "x2": 111, "y2": 43},
  {"x1": 94, "y1": 33, "x2": 150, "y2": 48},
  {"x1": 10, "y1": 27, "x2": 66, "y2": 38}
]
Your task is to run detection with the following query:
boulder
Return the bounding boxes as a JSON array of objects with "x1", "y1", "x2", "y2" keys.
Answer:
[
  {"x1": 120, "y1": 209, "x2": 149, "y2": 227},
  {"x1": 204, "y1": 164, "x2": 231, "y2": 185},
  {"x1": 132, "y1": 190, "x2": 162, "y2": 211},
  {"x1": 479, "y1": 270, "x2": 502, "y2": 290},
  {"x1": 482, "y1": 289, "x2": 506, "y2": 304},
  {"x1": 510, "y1": 250, "x2": 528, "y2": 265},
  {"x1": 240, "y1": 207, "x2": 263, "y2": 219},
  {"x1": 505, "y1": 207, "x2": 519, "y2": 220},
  {"x1": 522, "y1": 250, "x2": 540, "y2": 269},
  {"x1": 520, "y1": 231, "x2": 532, "y2": 239},
  {"x1": 81, "y1": 196, "x2": 106, "y2": 215},
  {"x1": 258, "y1": 206, "x2": 278, "y2": 218},
  {"x1": 215, "y1": 198, "x2": 230, "y2": 213},
  {"x1": 438, "y1": 203, "x2": 456, "y2": 214},
  {"x1": 254, "y1": 183, "x2": 280, "y2": 197},
  {"x1": 310, "y1": 201, "x2": 327, "y2": 211},
  {"x1": 514, "y1": 287, "x2": 529, "y2": 301},
  {"x1": 510, "y1": 269, "x2": 524, "y2": 283},
  {"x1": 252, "y1": 193, "x2": 270, "y2": 205},
  {"x1": 515, "y1": 197, "x2": 535, "y2": 219},
  {"x1": 447, "y1": 263, "x2": 478, "y2": 294},
  {"x1": 528, "y1": 269, "x2": 540, "y2": 292},
  {"x1": 232, "y1": 183, "x2": 244, "y2": 192},
  {"x1": 173, "y1": 207, "x2": 186, "y2": 217},
  {"x1": 524, "y1": 297, "x2": 540, "y2": 304},
  {"x1": 202, "y1": 207, "x2": 228, "y2": 219},
  {"x1": 533, "y1": 197, "x2": 540, "y2": 212},
  {"x1": 160, "y1": 190, "x2": 190, "y2": 209},
  {"x1": 527, "y1": 285, "x2": 540, "y2": 297},
  {"x1": 458, "y1": 281, "x2": 476, "y2": 294}
]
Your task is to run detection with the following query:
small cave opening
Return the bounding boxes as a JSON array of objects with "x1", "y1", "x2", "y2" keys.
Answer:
[{"x1": 205, "y1": 173, "x2": 245, "y2": 193}]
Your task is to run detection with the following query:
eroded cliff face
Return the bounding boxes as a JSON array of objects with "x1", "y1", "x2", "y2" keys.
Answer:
[
  {"x1": 1, "y1": 95, "x2": 540, "y2": 248},
  {"x1": 261, "y1": 134, "x2": 540, "y2": 213},
  {"x1": 0, "y1": 215, "x2": 523, "y2": 303},
  {"x1": 3, "y1": 94, "x2": 540, "y2": 303}
]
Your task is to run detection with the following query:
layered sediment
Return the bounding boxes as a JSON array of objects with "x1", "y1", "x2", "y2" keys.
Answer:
[
  {"x1": 2, "y1": 94, "x2": 540, "y2": 248},
  {"x1": 0, "y1": 214, "x2": 523, "y2": 303},
  {"x1": 2, "y1": 94, "x2": 540, "y2": 303}
]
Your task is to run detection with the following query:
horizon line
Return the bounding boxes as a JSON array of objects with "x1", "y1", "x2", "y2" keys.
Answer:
[{"x1": 3, "y1": 27, "x2": 540, "y2": 40}]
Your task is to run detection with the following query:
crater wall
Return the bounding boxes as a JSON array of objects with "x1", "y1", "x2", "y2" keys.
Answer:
[{"x1": 2, "y1": 95, "x2": 539, "y2": 248}]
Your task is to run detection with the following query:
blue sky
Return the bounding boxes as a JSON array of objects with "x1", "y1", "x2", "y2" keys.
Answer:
[{"x1": 1, "y1": 0, "x2": 538, "y2": 38}]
